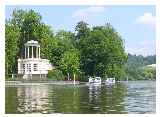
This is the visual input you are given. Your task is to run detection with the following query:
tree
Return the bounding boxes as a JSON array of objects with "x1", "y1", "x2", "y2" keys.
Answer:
[
  {"x1": 55, "y1": 30, "x2": 75, "y2": 47},
  {"x1": 52, "y1": 30, "x2": 76, "y2": 66},
  {"x1": 9, "y1": 9, "x2": 43, "y2": 58},
  {"x1": 59, "y1": 49, "x2": 80, "y2": 80},
  {"x1": 75, "y1": 21, "x2": 90, "y2": 40},
  {"x1": 5, "y1": 23, "x2": 20, "y2": 75},
  {"x1": 79, "y1": 24, "x2": 127, "y2": 80},
  {"x1": 47, "y1": 69, "x2": 65, "y2": 81},
  {"x1": 6, "y1": 9, "x2": 56, "y2": 59},
  {"x1": 125, "y1": 54, "x2": 156, "y2": 80},
  {"x1": 142, "y1": 66, "x2": 155, "y2": 80},
  {"x1": 80, "y1": 29, "x2": 108, "y2": 77},
  {"x1": 5, "y1": 9, "x2": 56, "y2": 76}
]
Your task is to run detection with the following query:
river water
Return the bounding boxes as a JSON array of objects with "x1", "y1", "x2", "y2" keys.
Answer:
[{"x1": 5, "y1": 81, "x2": 156, "y2": 114}]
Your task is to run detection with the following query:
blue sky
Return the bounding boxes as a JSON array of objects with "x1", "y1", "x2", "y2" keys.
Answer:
[{"x1": 5, "y1": 5, "x2": 156, "y2": 56}]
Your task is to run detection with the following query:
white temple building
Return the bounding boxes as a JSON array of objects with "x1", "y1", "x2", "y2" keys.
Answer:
[{"x1": 18, "y1": 40, "x2": 53, "y2": 80}]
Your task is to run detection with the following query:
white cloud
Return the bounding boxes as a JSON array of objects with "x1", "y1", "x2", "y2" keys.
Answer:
[
  {"x1": 72, "y1": 6, "x2": 105, "y2": 21},
  {"x1": 126, "y1": 47, "x2": 154, "y2": 56},
  {"x1": 135, "y1": 12, "x2": 156, "y2": 26},
  {"x1": 126, "y1": 39, "x2": 155, "y2": 56}
]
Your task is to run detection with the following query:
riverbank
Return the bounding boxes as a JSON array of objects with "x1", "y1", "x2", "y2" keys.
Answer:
[
  {"x1": 5, "y1": 80, "x2": 80, "y2": 86},
  {"x1": 5, "y1": 80, "x2": 155, "y2": 86}
]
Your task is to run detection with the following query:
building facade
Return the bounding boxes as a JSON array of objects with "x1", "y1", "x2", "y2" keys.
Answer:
[{"x1": 18, "y1": 40, "x2": 53, "y2": 80}]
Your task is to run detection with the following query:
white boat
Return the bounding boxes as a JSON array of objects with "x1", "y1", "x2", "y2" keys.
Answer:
[
  {"x1": 89, "y1": 77, "x2": 101, "y2": 84},
  {"x1": 105, "y1": 78, "x2": 116, "y2": 84}
]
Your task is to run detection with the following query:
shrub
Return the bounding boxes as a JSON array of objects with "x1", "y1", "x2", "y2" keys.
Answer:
[{"x1": 47, "y1": 69, "x2": 65, "y2": 81}]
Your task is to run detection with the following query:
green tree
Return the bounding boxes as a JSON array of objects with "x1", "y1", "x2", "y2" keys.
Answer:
[
  {"x1": 75, "y1": 21, "x2": 90, "y2": 40},
  {"x1": 6, "y1": 9, "x2": 56, "y2": 76},
  {"x1": 53, "y1": 30, "x2": 76, "y2": 66},
  {"x1": 5, "y1": 23, "x2": 20, "y2": 75},
  {"x1": 80, "y1": 29, "x2": 108, "y2": 77},
  {"x1": 9, "y1": 9, "x2": 43, "y2": 58},
  {"x1": 59, "y1": 49, "x2": 80, "y2": 80},
  {"x1": 125, "y1": 54, "x2": 156, "y2": 80},
  {"x1": 142, "y1": 66, "x2": 156, "y2": 80},
  {"x1": 7, "y1": 9, "x2": 56, "y2": 59},
  {"x1": 79, "y1": 24, "x2": 127, "y2": 80},
  {"x1": 55, "y1": 30, "x2": 75, "y2": 48}
]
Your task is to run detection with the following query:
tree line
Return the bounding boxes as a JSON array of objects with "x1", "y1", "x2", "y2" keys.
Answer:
[
  {"x1": 6, "y1": 9, "x2": 155, "y2": 81},
  {"x1": 125, "y1": 54, "x2": 156, "y2": 80}
]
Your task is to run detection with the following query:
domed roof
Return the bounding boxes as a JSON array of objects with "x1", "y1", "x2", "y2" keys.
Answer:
[
  {"x1": 27, "y1": 40, "x2": 38, "y2": 44},
  {"x1": 25, "y1": 40, "x2": 40, "y2": 46}
]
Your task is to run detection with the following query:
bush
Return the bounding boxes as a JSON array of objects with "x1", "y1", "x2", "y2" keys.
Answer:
[
  {"x1": 77, "y1": 72, "x2": 88, "y2": 82},
  {"x1": 47, "y1": 69, "x2": 65, "y2": 81},
  {"x1": 142, "y1": 67, "x2": 156, "y2": 80}
]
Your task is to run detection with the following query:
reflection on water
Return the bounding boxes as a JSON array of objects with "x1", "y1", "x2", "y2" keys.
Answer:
[
  {"x1": 88, "y1": 84, "x2": 101, "y2": 103},
  {"x1": 17, "y1": 86, "x2": 49, "y2": 113},
  {"x1": 6, "y1": 86, "x2": 50, "y2": 113},
  {"x1": 5, "y1": 81, "x2": 155, "y2": 114}
]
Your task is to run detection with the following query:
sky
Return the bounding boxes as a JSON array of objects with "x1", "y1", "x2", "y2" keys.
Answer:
[{"x1": 5, "y1": 5, "x2": 156, "y2": 56}]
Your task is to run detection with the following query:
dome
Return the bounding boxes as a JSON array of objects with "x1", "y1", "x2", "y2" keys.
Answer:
[
  {"x1": 25, "y1": 40, "x2": 40, "y2": 46},
  {"x1": 27, "y1": 40, "x2": 38, "y2": 44}
]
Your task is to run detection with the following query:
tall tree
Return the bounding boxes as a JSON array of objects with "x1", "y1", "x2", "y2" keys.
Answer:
[
  {"x1": 5, "y1": 23, "x2": 20, "y2": 75},
  {"x1": 80, "y1": 29, "x2": 108, "y2": 77},
  {"x1": 9, "y1": 9, "x2": 42, "y2": 58},
  {"x1": 53, "y1": 30, "x2": 76, "y2": 66},
  {"x1": 5, "y1": 9, "x2": 56, "y2": 75},
  {"x1": 75, "y1": 21, "x2": 90, "y2": 40},
  {"x1": 79, "y1": 24, "x2": 127, "y2": 79},
  {"x1": 125, "y1": 53, "x2": 156, "y2": 80},
  {"x1": 7, "y1": 9, "x2": 56, "y2": 59},
  {"x1": 59, "y1": 49, "x2": 80, "y2": 80}
]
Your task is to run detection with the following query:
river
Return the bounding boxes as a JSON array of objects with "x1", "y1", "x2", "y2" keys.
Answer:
[{"x1": 5, "y1": 81, "x2": 156, "y2": 114}]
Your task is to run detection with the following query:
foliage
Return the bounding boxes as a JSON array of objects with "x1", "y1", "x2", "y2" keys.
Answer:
[
  {"x1": 75, "y1": 21, "x2": 90, "y2": 40},
  {"x1": 127, "y1": 54, "x2": 156, "y2": 66},
  {"x1": 7, "y1": 9, "x2": 155, "y2": 81},
  {"x1": 79, "y1": 24, "x2": 127, "y2": 79},
  {"x1": 142, "y1": 66, "x2": 156, "y2": 80},
  {"x1": 125, "y1": 54, "x2": 156, "y2": 80},
  {"x1": 6, "y1": 9, "x2": 59, "y2": 74},
  {"x1": 5, "y1": 23, "x2": 20, "y2": 74},
  {"x1": 9, "y1": 9, "x2": 43, "y2": 58},
  {"x1": 52, "y1": 30, "x2": 76, "y2": 66},
  {"x1": 59, "y1": 49, "x2": 80, "y2": 79},
  {"x1": 47, "y1": 69, "x2": 65, "y2": 81}
]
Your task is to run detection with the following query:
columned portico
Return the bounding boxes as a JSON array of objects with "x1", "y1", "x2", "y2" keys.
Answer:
[
  {"x1": 18, "y1": 40, "x2": 53, "y2": 80},
  {"x1": 24, "y1": 40, "x2": 40, "y2": 59}
]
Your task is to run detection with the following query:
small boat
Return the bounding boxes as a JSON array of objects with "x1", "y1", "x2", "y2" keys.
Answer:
[
  {"x1": 105, "y1": 78, "x2": 116, "y2": 84},
  {"x1": 89, "y1": 77, "x2": 101, "y2": 84}
]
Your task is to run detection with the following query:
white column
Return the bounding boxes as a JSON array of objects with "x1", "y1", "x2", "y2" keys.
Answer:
[
  {"x1": 25, "y1": 46, "x2": 26, "y2": 59},
  {"x1": 36, "y1": 46, "x2": 38, "y2": 58},
  {"x1": 32, "y1": 46, "x2": 33, "y2": 58},
  {"x1": 67, "y1": 73, "x2": 69, "y2": 81},
  {"x1": 39, "y1": 47, "x2": 40, "y2": 58},
  {"x1": 28, "y1": 46, "x2": 29, "y2": 58},
  {"x1": 74, "y1": 74, "x2": 75, "y2": 85},
  {"x1": 25, "y1": 64, "x2": 26, "y2": 74}
]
